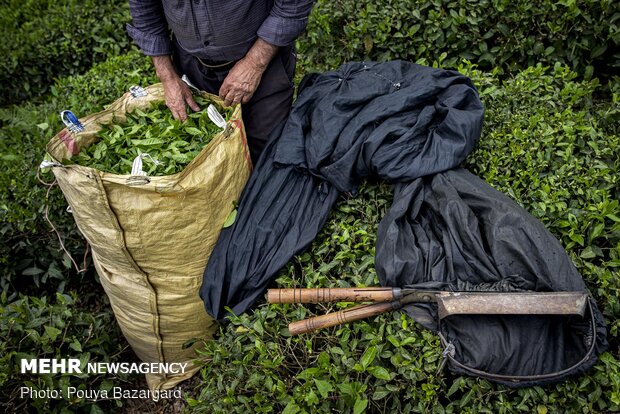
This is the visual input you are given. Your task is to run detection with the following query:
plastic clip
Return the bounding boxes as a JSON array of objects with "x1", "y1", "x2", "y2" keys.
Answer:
[
  {"x1": 39, "y1": 160, "x2": 62, "y2": 169},
  {"x1": 131, "y1": 153, "x2": 163, "y2": 177},
  {"x1": 129, "y1": 85, "x2": 148, "y2": 98},
  {"x1": 181, "y1": 74, "x2": 200, "y2": 92},
  {"x1": 60, "y1": 110, "x2": 84, "y2": 133}
]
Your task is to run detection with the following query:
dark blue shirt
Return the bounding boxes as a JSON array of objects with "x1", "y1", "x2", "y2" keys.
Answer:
[{"x1": 127, "y1": 0, "x2": 314, "y2": 61}]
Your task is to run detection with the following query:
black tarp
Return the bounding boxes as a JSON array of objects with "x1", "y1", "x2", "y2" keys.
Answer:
[{"x1": 200, "y1": 61, "x2": 607, "y2": 385}]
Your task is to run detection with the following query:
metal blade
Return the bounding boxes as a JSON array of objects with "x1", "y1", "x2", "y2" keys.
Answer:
[{"x1": 436, "y1": 291, "x2": 588, "y2": 319}]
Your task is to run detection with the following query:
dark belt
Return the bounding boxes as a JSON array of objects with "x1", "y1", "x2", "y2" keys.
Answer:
[{"x1": 195, "y1": 56, "x2": 237, "y2": 71}]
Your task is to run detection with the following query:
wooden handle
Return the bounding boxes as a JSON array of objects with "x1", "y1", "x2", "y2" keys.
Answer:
[
  {"x1": 267, "y1": 288, "x2": 397, "y2": 304},
  {"x1": 288, "y1": 301, "x2": 398, "y2": 335}
]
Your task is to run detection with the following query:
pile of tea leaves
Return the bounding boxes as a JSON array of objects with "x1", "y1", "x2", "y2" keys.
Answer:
[{"x1": 73, "y1": 95, "x2": 231, "y2": 175}]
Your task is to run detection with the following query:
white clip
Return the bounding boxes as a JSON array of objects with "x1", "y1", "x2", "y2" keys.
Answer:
[
  {"x1": 207, "y1": 104, "x2": 226, "y2": 129},
  {"x1": 39, "y1": 160, "x2": 62, "y2": 169},
  {"x1": 181, "y1": 74, "x2": 200, "y2": 92},
  {"x1": 129, "y1": 85, "x2": 148, "y2": 98},
  {"x1": 131, "y1": 153, "x2": 163, "y2": 176}
]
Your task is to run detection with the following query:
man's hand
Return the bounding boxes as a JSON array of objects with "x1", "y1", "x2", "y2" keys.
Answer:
[
  {"x1": 220, "y1": 38, "x2": 279, "y2": 107},
  {"x1": 152, "y1": 55, "x2": 200, "y2": 121}
]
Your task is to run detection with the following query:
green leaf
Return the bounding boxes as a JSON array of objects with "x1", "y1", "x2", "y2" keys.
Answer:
[
  {"x1": 93, "y1": 142, "x2": 106, "y2": 160},
  {"x1": 580, "y1": 246, "x2": 597, "y2": 259},
  {"x1": 305, "y1": 390, "x2": 319, "y2": 405},
  {"x1": 589, "y1": 222, "x2": 605, "y2": 241},
  {"x1": 170, "y1": 140, "x2": 189, "y2": 148},
  {"x1": 252, "y1": 320, "x2": 264, "y2": 336},
  {"x1": 185, "y1": 127, "x2": 204, "y2": 136},
  {"x1": 372, "y1": 388, "x2": 390, "y2": 400},
  {"x1": 314, "y1": 379, "x2": 333, "y2": 398},
  {"x1": 44, "y1": 326, "x2": 62, "y2": 341},
  {"x1": 447, "y1": 377, "x2": 463, "y2": 397},
  {"x1": 338, "y1": 383, "x2": 355, "y2": 398},
  {"x1": 22, "y1": 267, "x2": 44, "y2": 276},
  {"x1": 367, "y1": 366, "x2": 391, "y2": 380},
  {"x1": 360, "y1": 345, "x2": 377, "y2": 369},
  {"x1": 353, "y1": 398, "x2": 368, "y2": 414},
  {"x1": 90, "y1": 404, "x2": 106, "y2": 414},
  {"x1": 69, "y1": 340, "x2": 82, "y2": 352},
  {"x1": 606, "y1": 214, "x2": 620, "y2": 222},
  {"x1": 186, "y1": 398, "x2": 200, "y2": 408},
  {"x1": 99, "y1": 380, "x2": 114, "y2": 392},
  {"x1": 318, "y1": 351, "x2": 330, "y2": 367},
  {"x1": 297, "y1": 367, "x2": 322, "y2": 380},
  {"x1": 387, "y1": 335, "x2": 400, "y2": 347},
  {"x1": 460, "y1": 389, "x2": 474, "y2": 407},
  {"x1": 112, "y1": 124, "x2": 124, "y2": 135},
  {"x1": 329, "y1": 347, "x2": 344, "y2": 355},
  {"x1": 281, "y1": 401, "x2": 301, "y2": 414},
  {"x1": 223, "y1": 209, "x2": 237, "y2": 228},
  {"x1": 131, "y1": 138, "x2": 165, "y2": 146},
  {"x1": 569, "y1": 233, "x2": 585, "y2": 246},
  {"x1": 590, "y1": 45, "x2": 607, "y2": 59}
]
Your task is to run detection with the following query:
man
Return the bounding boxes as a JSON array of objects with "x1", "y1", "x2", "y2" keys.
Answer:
[{"x1": 127, "y1": 1, "x2": 315, "y2": 164}]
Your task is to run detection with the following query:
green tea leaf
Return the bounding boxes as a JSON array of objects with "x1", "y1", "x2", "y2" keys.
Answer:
[
  {"x1": 223, "y1": 209, "x2": 237, "y2": 228},
  {"x1": 361, "y1": 345, "x2": 377, "y2": 369},
  {"x1": 131, "y1": 138, "x2": 164, "y2": 146},
  {"x1": 367, "y1": 366, "x2": 391, "y2": 380},
  {"x1": 353, "y1": 398, "x2": 368, "y2": 414},
  {"x1": 44, "y1": 326, "x2": 62, "y2": 341},
  {"x1": 185, "y1": 127, "x2": 204, "y2": 136},
  {"x1": 314, "y1": 379, "x2": 333, "y2": 398},
  {"x1": 73, "y1": 98, "x2": 227, "y2": 175}
]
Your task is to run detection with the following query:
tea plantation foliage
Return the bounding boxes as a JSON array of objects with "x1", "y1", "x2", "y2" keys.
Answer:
[{"x1": 0, "y1": 0, "x2": 618, "y2": 412}]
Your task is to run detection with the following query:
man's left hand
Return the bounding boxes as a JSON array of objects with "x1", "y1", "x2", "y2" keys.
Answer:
[
  {"x1": 219, "y1": 38, "x2": 279, "y2": 107},
  {"x1": 219, "y1": 58, "x2": 264, "y2": 106}
]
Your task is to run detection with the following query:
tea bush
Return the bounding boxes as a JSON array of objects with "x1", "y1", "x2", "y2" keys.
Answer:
[
  {"x1": 297, "y1": 0, "x2": 620, "y2": 79},
  {"x1": 188, "y1": 63, "x2": 620, "y2": 413},
  {"x1": 0, "y1": 291, "x2": 134, "y2": 413},
  {"x1": 0, "y1": 50, "x2": 157, "y2": 294},
  {"x1": 0, "y1": 0, "x2": 132, "y2": 106}
]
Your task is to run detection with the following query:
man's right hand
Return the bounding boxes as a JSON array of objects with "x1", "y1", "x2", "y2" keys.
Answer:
[{"x1": 151, "y1": 55, "x2": 200, "y2": 121}]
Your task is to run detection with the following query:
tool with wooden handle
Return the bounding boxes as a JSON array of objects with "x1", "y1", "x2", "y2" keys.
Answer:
[
  {"x1": 266, "y1": 287, "x2": 412, "y2": 304},
  {"x1": 267, "y1": 288, "x2": 589, "y2": 335}
]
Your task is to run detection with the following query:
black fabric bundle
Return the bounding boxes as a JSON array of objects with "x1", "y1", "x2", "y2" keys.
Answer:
[
  {"x1": 378, "y1": 170, "x2": 607, "y2": 385},
  {"x1": 200, "y1": 61, "x2": 607, "y2": 385}
]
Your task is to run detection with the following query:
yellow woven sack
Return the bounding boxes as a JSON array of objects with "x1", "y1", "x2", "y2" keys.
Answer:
[{"x1": 45, "y1": 83, "x2": 251, "y2": 390}]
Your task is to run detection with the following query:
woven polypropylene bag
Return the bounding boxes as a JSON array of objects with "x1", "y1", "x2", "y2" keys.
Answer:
[{"x1": 46, "y1": 84, "x2": 252, "y2": 390}]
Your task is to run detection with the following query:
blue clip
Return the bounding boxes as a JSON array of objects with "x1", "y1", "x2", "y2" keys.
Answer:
[{"x1": 60, "y1": 110, "x2": 84, "y2": 133}]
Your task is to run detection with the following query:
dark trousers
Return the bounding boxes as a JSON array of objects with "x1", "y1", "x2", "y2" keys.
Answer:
[{"x1": 172, "y1": 42, "x2": 296, "y2": 165}]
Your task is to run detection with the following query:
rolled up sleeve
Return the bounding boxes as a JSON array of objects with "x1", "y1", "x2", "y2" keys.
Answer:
[
  {"x1": 257, "y1": 0, "x2": 315, "y2": 47},
  {"x1": 127, "y1": 0, "x2": 173, "y2": 56}
]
